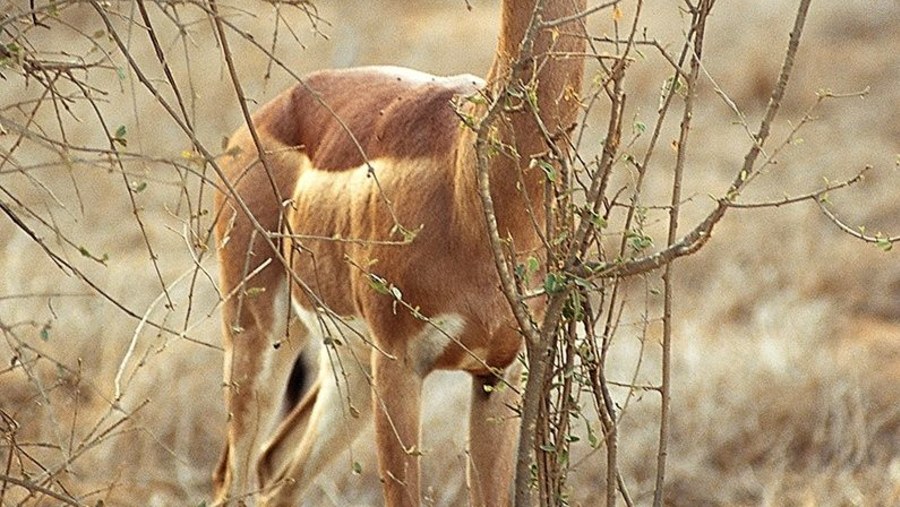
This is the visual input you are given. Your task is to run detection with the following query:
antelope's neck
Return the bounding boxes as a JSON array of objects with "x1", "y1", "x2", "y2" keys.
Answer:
[{"x1": 454, "y1": 0, "x2": 586, "y2": 252}]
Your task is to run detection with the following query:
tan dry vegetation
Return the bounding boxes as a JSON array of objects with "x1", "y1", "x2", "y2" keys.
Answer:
[{"x1": 1, "y1": 0, "x2": 898, "y2": 506}]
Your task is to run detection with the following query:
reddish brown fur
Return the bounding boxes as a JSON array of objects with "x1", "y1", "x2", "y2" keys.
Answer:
[
  {"x1": 260, "y1": 68, "x2": 481, "y2": 171},
  {"x1": 213, "y1": 1, "x2": 586, "y2": 506}
]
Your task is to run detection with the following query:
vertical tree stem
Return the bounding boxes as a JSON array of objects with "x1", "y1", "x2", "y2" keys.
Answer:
[{"x1": 652, "y1": 2, "x2": 712, "y2": 505}]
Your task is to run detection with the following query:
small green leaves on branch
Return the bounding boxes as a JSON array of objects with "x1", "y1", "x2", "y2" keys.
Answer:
[
  {"x1": 543, "y1": 272, "x2": 567, "y2": 294},
  {"x1": 725, "y1": 166, "x2": 869, "y2": 209},
  {"x1": 532, "y1": 158, "x2": 558, "y2": 183},
  {"x1": 1, "y1": 42, "x2": 24, "y2": 67},
  {"x1": 515, "y1": 256, "x2": 541, "y2": 285},
  {"x1": 817, "y1": 198, "x2": 898, "y2": 252},
  {"x1": 113, "y1": 125, "x2": 127, "y2": 147},
  {"x1": 367, "y1": 273, "x2": 400, "y2": 299},
  {"x1": 626, "y1": 230, "x2": 653, "y2": 252},
  {"x1": 632, "y1": 119, "x2": 647, "y2": 135},
  {"x1": 78, "y1": 245, "x2": 109, "y2": 265}
]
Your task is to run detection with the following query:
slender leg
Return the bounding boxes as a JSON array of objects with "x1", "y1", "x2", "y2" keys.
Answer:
[
  {"x1": 214, "y1": 282, "x2": 302, "y2": 505},
  {"x1": 259, "y1": 337, "x2": 373, "y2": 506},
  {"x1": 372, "y1": 347, "x2": 423, "y2": 507},
  {"x1": 212, "y1": 441, "x2": 230, "y2": 494},
  {"x1": 212, "y1": 124, "x2": 306, "y2": 505},
  {"x1": 256, "y1": 378, "x2": 321, "y2": 488},
  {"x1": 467, "y1": 362, "x2": 522, "y2": 507}
]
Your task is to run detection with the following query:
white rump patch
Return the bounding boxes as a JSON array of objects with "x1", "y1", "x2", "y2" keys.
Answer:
[{"x1": 408, "y1": 314, "x2": 467, "y2": 375}]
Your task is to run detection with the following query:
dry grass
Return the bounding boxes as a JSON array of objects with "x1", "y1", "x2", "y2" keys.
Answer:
[{"x1": 1, "y1": 0, "x2": 898, "y2": 505}]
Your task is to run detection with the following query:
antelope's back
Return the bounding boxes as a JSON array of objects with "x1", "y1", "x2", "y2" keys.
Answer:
[{"x1": 260, "y1": 66, "x2": 484, "y2": 171}]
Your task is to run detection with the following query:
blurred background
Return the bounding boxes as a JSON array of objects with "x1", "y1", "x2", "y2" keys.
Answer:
[{"x1": 1, "y1": 0, "x2": 897, "y2": 505}]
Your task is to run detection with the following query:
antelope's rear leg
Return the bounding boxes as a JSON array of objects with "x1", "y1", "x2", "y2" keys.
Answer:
[
  {"x1": 256, "y1": 376, "x2": 321, "y2": 488},
  {"x1": 467, "y1": 362, "x2": 522, "y2": 507},
  {"x1": 214, "y1": 280, "x2": 306, "y2": 505},
  {"x1": 259, "y1": 337, "x2": 374, "y2": 506}
]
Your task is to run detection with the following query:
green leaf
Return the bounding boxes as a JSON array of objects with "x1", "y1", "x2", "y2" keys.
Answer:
[
  {"x1": 1, "y1": 43, "x2": 22, "y2": 69},
  {"x1": 4, "y1": 42, "x2": 21, "y2": 57},
  {"x1": 589, "y1": 212, "x2": 607, "y2": 230},
  {"x1": 633, "y1": 120, "x2": 647, "y2": 135},
  {"x1": 367, "y1": 274, "x2": 390, "y2": 295},
  {"x1": 516, "y1": 256, "x2": 541, "y2": 283},
  {"x1": 536, "y1": 160, "x2": 557, "y2": 183},
  {"x1": 78, "y1": 245, "x2": 109, "y2": 265},
  {"x1": 585, "y1": 421, "x2": 599, "y2": 448},
  {"x1": 466, "y1": 93, "x2": 487, "y2": 105},
  {"x1": 627, "y1": 230, "x2": 653, "y2": 251},
  {"x1": 563, "y1": 292, "x2": 584, "y2": 320},
  {"x1": 572, "y1": 276, "x2": 592, "y2": 289},
  {"x1": 543, "y1": 272, "x2": 566, "y2": 294},
  {"x1": 514, "y1": 263, "x2": 526, "y2": 279},
  {"x1": 352, "y1": 461, "x2": 362, "y2": 474},
  {"x1": 113, "y1": 125, "x2": 127, "y2": 147}
]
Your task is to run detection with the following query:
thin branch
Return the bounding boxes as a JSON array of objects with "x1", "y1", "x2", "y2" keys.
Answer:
[
  {"x1": 574, "y1": 0, "x2": 815, "y2": 282},
  {"x1": 654, "y1": 2, "x2": 711, "y2": 504},
  {"x1": 539, "y1": 0, "x2": 621, "y2": 28},
  {"x1": 0, "y1": 473, "x2": 86, "y2": 507},
  {"x1": 726, "y1": 166, "x2": 869, "y2": 209},
  {"x1": 817, "y1": 200, "x2": 899, "y2": 248}
]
